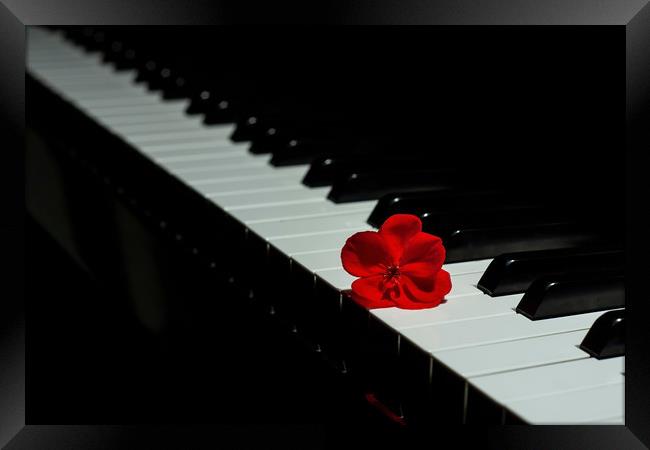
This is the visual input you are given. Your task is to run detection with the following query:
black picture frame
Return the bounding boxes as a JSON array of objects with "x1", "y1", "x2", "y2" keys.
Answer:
[{"x1": 2, "y1": 1, "x2": 649, "y2": 448}]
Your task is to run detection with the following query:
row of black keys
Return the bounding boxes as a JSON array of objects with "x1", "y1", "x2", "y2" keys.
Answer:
[
  {"x1": 61, "y1": 27, "x2": 620, "y2": 258},
  {"x1": 58, "y1": 27, "x2": 625, "y2": 359}
]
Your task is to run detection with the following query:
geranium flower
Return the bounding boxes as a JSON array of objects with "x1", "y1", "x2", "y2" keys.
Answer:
[{"x1": 341, "y1": 214, "x2": 451, "y2": 309}]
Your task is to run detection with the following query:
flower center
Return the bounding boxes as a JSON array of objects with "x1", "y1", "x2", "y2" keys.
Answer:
[{"x1": 384, "y1": 265, "x2": 401, "y2": 281}]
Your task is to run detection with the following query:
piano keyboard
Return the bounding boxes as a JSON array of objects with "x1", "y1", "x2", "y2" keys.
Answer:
[{"x1": 26, "y1": 26, "x2": 625, "y2": 425}]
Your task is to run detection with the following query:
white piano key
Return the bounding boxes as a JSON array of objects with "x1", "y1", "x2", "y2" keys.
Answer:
[
  {"x1": 139, "y1": 139, "x2": 247, "y2": 155},
  {"x1": 190, "y1": 166, "x2": 307, "y2": 186},
  {"x1": 101, "y1": 111, "x2": 198, "y2": 127},
  {"x1": 153, "y1": 149, "x2": 248, "y2": 165},
  {"x1": 399, "y1": 309, "x2": 607, "y2": 353},
  {"x1": 121, "y1": 126, "x2": 235, "y2": 145},
  {"x1": 31, "y1": 67, "x2": 127, "y2": 80},
  {"x1": 181, "y1": 165, "x2": 306, "y2": 185},
  {"x1": 211, "y1": 187, "x2": 331, "y2": 210},
  {"x1": 149, "y1": 149, "x2": 245, "y2": 166},
  {"x1": 445, "y1": 272, "x2": 483, "y2": 297},
  {"x1": 270, "y1": 229, "x2": 373, "y2": 256},
  {"x1": 138, "y1": 140, "x2": 243, "y2": 158},
  {"x1": 193, "y1": 175, "x2": 313, "y2": 197},
  {"x1": 40, "y1": 73, "x2": 136, "y2": 88},
  {"x1": 370, "y1": 293, "x2": 520, "y2": 330},
  {"x1": 27, "y1": 48, "x2": 90, "y2": 59},
  {"x1": 291, "y1": 250, "x2": 344, "y2": 271},
  {"x1": 470, "y1": 357, "x2": 624, "y2": 402},
  {"x1": 433, "y1": 329, "x2": 590, "y2": 378},
  {"x1": 507, "y1": 382, "x2": 624, "y2": 424},
  {"x1": 28, "y1": 52, "x2": 97, "y2": 63},
  {"x1": 27, "y1": 45, "x2": 99, "y2": 57},
  {"x1": 172, "y1": 158, "x2": 270, "y2": 175},
  {"x1": 64, "y1": 86, "x2": 149, "y2": 101},
  {"x1": 74, "y1": 95, "x2": 163, "y2": 108},
  {"x1": 29, "y1": 71, "x2": 135, "y2": 93},
  {"x1": 33, "y1": 57, "x2": 117, "y2": 69},
  {"x1": 233, "y1": 200, "x2": 377, "y2": 224},
  {"x1": 28, "y1": 59, "x2": 105, "y2": 70},
  {"x1": 81, "y1": 100, "x2": 190, "y2": 118},
  {"x1": 315, "y1": 267, "x2": 357, "y2": 290},
  {"x1": 108, "y1": 118, "x2": 206, "y2": 135},
  {"x1": 51, "y1": 85, "x2": 146, "y2": 100},
  {"x1": 248, "y1": 212, "x2": 369, "y2": 241},
  {"x1": 159, "y1": 154, "x2": 268, "y2": 173}
]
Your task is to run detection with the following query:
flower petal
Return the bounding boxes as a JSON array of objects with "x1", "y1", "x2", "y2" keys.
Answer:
[
  {"x1": 378, "y1": 214, "x2": 422, "y2": 262},
  {"x1": 400, "y1": 261, "x2": 440, "y2": 280},
  {"x1": 400, "y1": 231, "x2": 445, "y2": 269},
  {"x1": 341, "y1": 231, "x2": 392, "y2": 277},
  {"x1": 350, "y1": 275, "x2": 395, "y2": 309},
  {"x1": 397, "y1": 269, "x2": 452, "y2": 309}
]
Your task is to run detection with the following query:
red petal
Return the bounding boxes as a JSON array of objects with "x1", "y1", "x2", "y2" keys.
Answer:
[
  {"x1": 350, "y1": 275, "x2": 395, "y2": 309},
  {"x1": 400, "y1": 232, "x2": 445, "y2": 269},
  {"x1": 378, "y1": 214, "x2": 422, "y2": 262},
  {"x1": 341, "y1": 231, "x2": 392, "y2": 277},
  {"x1": 400, "y1": 261, "x2": 439, "y2": 279},
  {"x1": 397, "y1": 269, "x2": 452, "y2": 309}
]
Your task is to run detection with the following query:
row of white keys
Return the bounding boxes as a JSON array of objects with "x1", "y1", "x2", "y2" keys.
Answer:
[{"x1": 468, "y1": 356, "x2": 624, "y2": 424}]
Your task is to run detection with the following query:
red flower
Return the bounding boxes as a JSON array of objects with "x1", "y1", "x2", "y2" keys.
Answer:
[{"x1": 341, "y1": 214, "x2": 451, "y2": 309}]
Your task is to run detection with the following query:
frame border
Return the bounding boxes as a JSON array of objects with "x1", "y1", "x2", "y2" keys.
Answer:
[{"x1": 2, "y1": 1, "x2": 648, "y2": 448}]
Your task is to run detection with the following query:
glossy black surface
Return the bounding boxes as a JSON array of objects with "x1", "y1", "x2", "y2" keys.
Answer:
[
  {"x1": 366, "y1": 189, "x2": 532, "y2": 227},
  {"x1": 422, "y1": 205, "x2": 573, "y2": 238},
  {"x1": 444, "y1": 223, "x2": 605, "y2": 263},
  {"x1": 478, "y1": 248, "x2": 624, "y2": 296},
  {"x1": 579, "y1": 309, "x2": 625, "y2": 359},
  {"x1": 304, "y1": 154, "x2": 457, "y2": 187},
  {"x1": 327, "y1": 169, "x2": 461, "y2": 203},
  {"x1": 516, "y1": 271, "x2": 625, "y2": 320}
]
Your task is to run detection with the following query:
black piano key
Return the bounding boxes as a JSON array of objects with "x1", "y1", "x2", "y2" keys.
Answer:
[
  {"x1": 159, "y1": 70, "x2": 193, "y2": 100},
  {"x1": 444, "y1": 223, "x2": 606, "y2": 263},
  {"x1": 477, "y1": 248, "x2": 624, "y2": 296},
  {"x1": 202, "y1": 95, "x2": 242, "y2": 124},
  {"x1": 367, "y1": 189, "x2": 533, "y2": 227},
  {"x1": 579, "y1": 309, "x2": 625, "y2": 359},
  {"x1": 100, "y1": 39, "x2": 124, "y2": 64},
  {"x1": 516, "y1": 271, "x2": 624, "y2": 320},
  {"x1": 231, "y1": 104, "x2": 298, "y2": 143},
  {"x1": 250, "y1": 120, "x2": 355, "y2": 156},
  {"x1": 186, "y1": 89, "x2": 214, "y2": 115},
  {"x1": 327, "y1": 169, "x2": 462, "y2": 203},
  {"x1": 422, "y1": 205, "x2": 572, "y2": 239},
  {"x1": 113, "y1": 47, "x2": 139, "y2": 71},
  {"x1": 303, "y1": 154, "x2": 458, "y2": 188},
  {"x1": 248, "y1": 126, "x2": 288, "y2": 154},
  {"x1": 230, "y1": 114, "x2": 265, "y2": 142},
  {"x1": 270, "y1": 137, "x2": 360, "y2": 167}
]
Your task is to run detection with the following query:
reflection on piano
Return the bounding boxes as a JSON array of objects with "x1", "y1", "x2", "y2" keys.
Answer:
[{"x1": 26, "y1": 26, "x2": 625, "y2": 425}]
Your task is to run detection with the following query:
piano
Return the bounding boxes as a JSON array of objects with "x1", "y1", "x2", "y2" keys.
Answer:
[{"x1": 26, "y1": 26, "x2": 625, "y2": 425}]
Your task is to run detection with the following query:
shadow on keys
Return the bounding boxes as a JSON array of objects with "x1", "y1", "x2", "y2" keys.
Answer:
[{"x1": 25, "y1": 217, "x2": 403, "y2": 428}]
